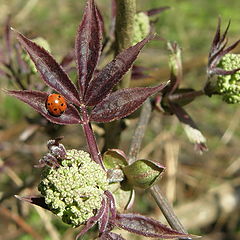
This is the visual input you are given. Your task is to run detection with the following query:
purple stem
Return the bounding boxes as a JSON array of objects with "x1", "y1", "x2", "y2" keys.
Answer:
[
  {"x1": 168, "y1": 90, "x2": 204, "y2": 102},
  {"x1": 81, "y1": 105, "x2": 105, "y2": 170}
]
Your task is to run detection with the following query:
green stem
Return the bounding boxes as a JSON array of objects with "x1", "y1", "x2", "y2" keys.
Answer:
[
  {"x1": 115, "y1": 0, "x2": 136, "y2": 88},
  {"x1": 103, "y1": 0, "x2": 136, "y2": 151}
]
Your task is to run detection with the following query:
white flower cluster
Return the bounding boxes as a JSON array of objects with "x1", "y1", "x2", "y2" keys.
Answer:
[{"x1": 38, "y1": 149, "x2": 108, "y2": 227}]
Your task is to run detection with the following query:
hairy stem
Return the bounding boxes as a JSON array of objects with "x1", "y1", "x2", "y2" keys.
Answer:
[
  {"x1": 115, "y1": 0, "x2": 136, "y2": 88},
  {"x1": 103, "y1": 0, "x2": 136, "y2": 151},
  {"x1": 128, "y1": 99, "x2": 190, "y2": 239},
  {"x1": 81, "y1": 105, "x2": 105, "y2": 170}
]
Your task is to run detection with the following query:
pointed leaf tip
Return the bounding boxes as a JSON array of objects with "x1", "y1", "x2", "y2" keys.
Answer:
[
  {"x1": 75, "y1": 0, "x2": 102, "y2": 98},
  {"x1": 14, "y1": 30, "x2": 80, "y2": 105},
  {"x1": 15, "y1": 195, "x2": 50, "y2": 210},
  {"x1": 169, "y1": 103, "x2": 207, "y2": 154},
  {"x1": 85, "y1": 33, "x2": 155, "y2": 106},
  {"x1": 116, "y1": 213, "x2": 193, "y2": 239},
  {"x1": 90, "y1": 83, "x2": 168, "y2": 122}
]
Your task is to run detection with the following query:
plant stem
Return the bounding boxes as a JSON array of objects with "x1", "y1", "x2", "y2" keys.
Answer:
[
  {"x1": 81, "y1": 105, "x2": 105, "y2": 170},
  {"x1": 103, "y1": 0, "x2": 136, "y2": 151},
  {"x1": 168, "y1": 90, "x2": 204, "y2": 103},
  {"x1": 150, "y1": 185, "x2": 189, "y2": 237},
  {"x1": 128, "y1": 99, "x2": 190, "y2": 239},
  {"x1": 128, "y1": 99, "x2": 152, "y2": 164},
  {"x1": 115, "y1": 0, "x2": 136, "y2": 88}
]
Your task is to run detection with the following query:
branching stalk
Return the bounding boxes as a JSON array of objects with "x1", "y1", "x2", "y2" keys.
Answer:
[{"x1": 128, "y1": 99, "x2": 191, "y2": 240}]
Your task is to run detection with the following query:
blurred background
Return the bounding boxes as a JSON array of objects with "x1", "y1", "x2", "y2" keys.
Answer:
[{"x1": 0, "y1": 0, "x2": 240, "y2": 239}]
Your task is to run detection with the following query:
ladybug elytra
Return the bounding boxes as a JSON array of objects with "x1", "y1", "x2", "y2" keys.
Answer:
[{"x1": 45, "y1": 94, "x2": 67, "y2": 117}]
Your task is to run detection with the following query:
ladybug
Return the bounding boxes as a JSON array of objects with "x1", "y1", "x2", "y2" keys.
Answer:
[{"x1": 45, "y1": 94, "x2": 67, "y2": 117}]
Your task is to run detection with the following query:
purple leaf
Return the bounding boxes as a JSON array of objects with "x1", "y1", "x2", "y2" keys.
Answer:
[
  {"x1": 6, "y1": 90, "x2": 82, "y2": 125},
  {"x1": 15, "y1": 195, "x2": 50, "y2": 211},
  {"x1": 90, "y1": 83, "x2": 167, "y2": 122},
  {"x1": 60, "y1": 50, "x2": 74, "y2": 68},
  {"x1": 145, "y1": 6, "x2": 170, "y2": 16},
  {"x1": 75, "y1": 0, "x2": 102, "y2": 97},
  {"x1": 115, "y1": 213, "x2": 192, "y2": 239},
  {"x1": 213, "y1": 39, "x2": 240, "y2": 65},
  {"x1": 13, "y1": 29, "x2": 80, "y2": 106},
  {"x1": 169, "y1": 103, "x2": 208, "y2": 153},
  {"x1": 208, "y1": 19, "x2": 240, "y2": 70},
  {"x1": 99, "y1": 232, "x2": 126, "y2": 240},
  {"x1": 96, "y1": 4, "x2": 105, "y2": 35},
  {"x1": 210, "y1": 19, "x2": 230, "y2": 56},
  {"x1": 85, "y1": 34, "x2": 155, "y2": 106},
  {"x1": 208, "y1": 39, "x2": 228, "y2": 67},
  {"x1": 75, "y1": 197, "x2": 107, "y2": 240},
  {"x1": 210, "y1": 18, "x2": 221, "y2": 54}
]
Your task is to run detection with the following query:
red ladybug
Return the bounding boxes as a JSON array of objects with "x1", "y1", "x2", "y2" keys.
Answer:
[{"x1": 45, "y1": 94, "x2": 67, "y2": 117}]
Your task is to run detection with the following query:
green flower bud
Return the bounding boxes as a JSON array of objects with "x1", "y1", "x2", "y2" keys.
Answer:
[
  {"x1": 123, "y1": 159, "x2": 165, "y2": 189},
  {"x1": 23, "y1": 37, "x2": 51, "y2": 73},
  {"x1": 217, "y1": 53, "x2": 240, "y2": 104},
  {"x1": 38, "y1": 149, "x2": 108, "y2": 227},
  {"x1": 132, "y1": 12, "x2": 150, "y2": 45}
]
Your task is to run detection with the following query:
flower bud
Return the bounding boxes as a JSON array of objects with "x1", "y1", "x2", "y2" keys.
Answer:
[
  {"x1": 38, "y1": 149, "x2": 108, "y2": 227},
  {"x1": 217, "y1": 53, "x2": 240, "y2": 103},
  {"x1": 123, "y1": 159, "x2": 165, "y2": 189},
  {"x1": 132, "y1": 12, "x2": 150, "y2": 45}
]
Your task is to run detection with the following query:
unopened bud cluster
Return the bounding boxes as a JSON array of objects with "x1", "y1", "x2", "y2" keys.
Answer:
[
  {"x1": 38, "y1": 149, "x2": 108, "y2": 227},
  {"x1": 132, "y1": 12, "x2": 150, "y2": 45},
  {"x1": 217, "y1": 53, "x2": 240, "y2": 103}
]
